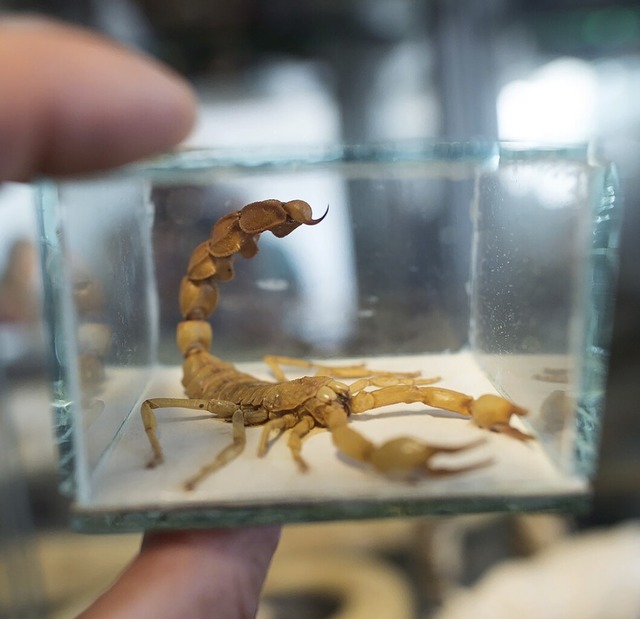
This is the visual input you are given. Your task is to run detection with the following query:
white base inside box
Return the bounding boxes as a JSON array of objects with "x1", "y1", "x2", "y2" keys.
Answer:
[{"x1": 85, "y1": 352, "x2": 586, "y2": 512}]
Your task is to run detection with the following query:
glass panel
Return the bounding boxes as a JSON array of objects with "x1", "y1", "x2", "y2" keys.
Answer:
[
  {"x1": 472, "y1": 154, "x2": 592, "y2": 472},
  {"x1": 36, "y1": 144, "x2": 620, "y2": 530},
  {"x1": 38, "y1": 178, "x2": 156, "y2": 501}
]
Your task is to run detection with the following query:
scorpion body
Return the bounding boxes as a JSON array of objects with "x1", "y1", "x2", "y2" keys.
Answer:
[{"x1": 142, "y1": 199, "x2": 532, "y2": 490}]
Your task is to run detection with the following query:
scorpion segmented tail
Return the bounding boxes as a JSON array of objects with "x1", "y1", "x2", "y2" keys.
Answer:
[{"x1": 176, "y1": 199, "x2": 326, "y2": 397}]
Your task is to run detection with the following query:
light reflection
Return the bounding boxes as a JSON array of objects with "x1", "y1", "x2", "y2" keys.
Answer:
[
  {"x1": 497, "y1": 58, "x2": 596, "y2": 208},
  {"x1": 498, "y1": 57, "x2": 597, "y2": 143}
]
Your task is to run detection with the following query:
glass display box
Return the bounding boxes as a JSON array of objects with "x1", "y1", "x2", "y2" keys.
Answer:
[{"x1": 36, "y1": 143, "x2": 620, "y2": 532}]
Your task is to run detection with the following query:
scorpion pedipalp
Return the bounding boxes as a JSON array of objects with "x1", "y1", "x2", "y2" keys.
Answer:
[{"x1": 322, "y1": 406, "x2": 489, "y2": 476}]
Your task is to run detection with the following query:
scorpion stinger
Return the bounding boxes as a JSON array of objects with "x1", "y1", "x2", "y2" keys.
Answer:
[{"x1": 141, "y1": 199, "x2": 533, "y2": 491}]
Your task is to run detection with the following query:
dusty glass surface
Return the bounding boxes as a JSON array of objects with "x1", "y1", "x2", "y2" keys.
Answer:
[
  {"x1": 471, "y1": 152, "x2": 620, "y2": 478},
  {"x1": 36, "y1": 143, "x2": 620, "y2": 531}
]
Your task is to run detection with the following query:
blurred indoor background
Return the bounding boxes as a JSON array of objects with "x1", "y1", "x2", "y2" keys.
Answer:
[{"x1": 1, "y1": 1, "x2": 639, "y2": 617}]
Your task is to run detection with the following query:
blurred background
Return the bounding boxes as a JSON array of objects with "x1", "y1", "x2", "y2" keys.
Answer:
[{"x1": 1, "y1": 1, "x2": 639, "y2": 617}]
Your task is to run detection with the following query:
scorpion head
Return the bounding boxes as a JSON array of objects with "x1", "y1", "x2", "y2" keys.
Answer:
[{"x1": 312, "y1": 381, "x2": 352, "y2": 426}]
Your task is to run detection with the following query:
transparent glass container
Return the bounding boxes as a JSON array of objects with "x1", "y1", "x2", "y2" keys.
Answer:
[{"x1": 36, "y1": 143, "x2": 621, "y2": 531}]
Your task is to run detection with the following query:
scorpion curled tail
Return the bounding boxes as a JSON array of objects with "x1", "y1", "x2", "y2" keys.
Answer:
[{"x1": 176, "y1": 199, "x2": 326, "y2": 357}]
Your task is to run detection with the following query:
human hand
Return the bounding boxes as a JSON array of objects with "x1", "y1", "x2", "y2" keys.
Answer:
[
  {"x1": 1, "y1": 15, "x2": 281, "y2": 618},
  {"x1": 0, "y1": 14, "x2": 196, "y2": 181},
  {"x1": 78, "y1": 529, "x2": 281, "y2": 618}
]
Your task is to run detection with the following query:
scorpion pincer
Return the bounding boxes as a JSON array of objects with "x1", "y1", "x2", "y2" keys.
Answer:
[{"x1": 141, "y1": 199, "x2": 532, "y2": 490}]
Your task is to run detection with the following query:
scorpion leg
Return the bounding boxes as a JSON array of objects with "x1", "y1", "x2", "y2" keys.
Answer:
[
  {"x1": 141, "y1": 397, "x2": 240, "y2": 469},
  {"x1": 263, "y1": 355, "x2": 370, "y2": 382},
  {"x1": 287, "y1": 417, "x2": 316, "y2": 472},
  {"x1": 183, "y1": 409, "x2": 246, "y2": 491},
  {"x1": 257, "y1": 414, "x2": 317, "y2": 471},
  {"x1": 257, "y1": 414, "x2": 298, "y2": 457},
  {"x1": 348, "y1": 375, "x2": 440, "y2": 392},
  {"x1": 263, "y1": 354, "x2": 428, "y2": 382}
]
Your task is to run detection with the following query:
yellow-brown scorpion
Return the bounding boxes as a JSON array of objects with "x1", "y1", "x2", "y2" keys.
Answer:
[{"x1": 142, "y1": 199, "x2": 532, "y2": 490}]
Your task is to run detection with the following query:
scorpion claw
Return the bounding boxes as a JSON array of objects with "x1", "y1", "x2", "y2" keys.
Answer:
[
  {"x1": 368, "y1": 436, "x2": 487, "y2": 476},
  {"x1": 470, "y1": 394, "x2": 532, "y2": 440},
  {"x1": 329, "y1": 420, "x2": 488, "y2": 478},
  {"x1": 426, "y1": 456, "x2": 494, "y2": 477},
  {"x1": 488, "y1": 423, "x2": 535, "y2": 441}
]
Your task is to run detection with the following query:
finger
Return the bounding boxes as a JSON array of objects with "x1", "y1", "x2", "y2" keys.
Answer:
[
  {"x1": 78, "y1": 527, "x2": 281, "y2": 619},
  {"x1": 0, "y1": 16, "x2": 197, "y2": 181}
]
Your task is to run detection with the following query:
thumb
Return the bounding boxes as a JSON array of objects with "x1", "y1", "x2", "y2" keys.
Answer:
[
  {"x1": 0, "y1": 16, "x2": 196, "y2": 182},
  {"x1": 79, "y1": 527, "x2": 281, "y2": 619}
]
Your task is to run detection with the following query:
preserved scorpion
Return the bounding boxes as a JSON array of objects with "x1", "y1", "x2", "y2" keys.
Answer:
[{"x1": 142, "y1": 199, "x2": 532, "y2": 490}]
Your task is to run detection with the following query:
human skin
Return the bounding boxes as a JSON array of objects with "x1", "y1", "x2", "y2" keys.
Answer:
[
  {"x1": 79, "y1": 529, "x2": 281, "y2": 618},
  {"x1": 0, "y1": 15, "x2": 195, "y2": 180},
  {"x1": 0, "y1": 15, "x2": 281, "y2": 619}
]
